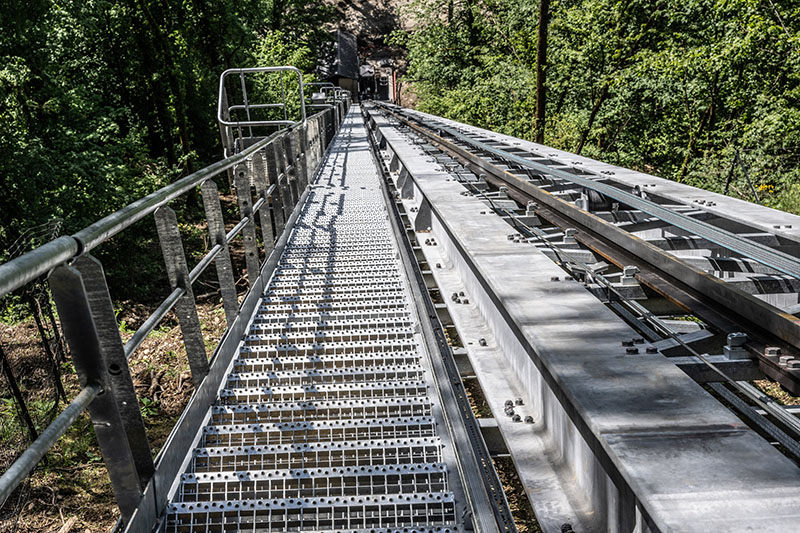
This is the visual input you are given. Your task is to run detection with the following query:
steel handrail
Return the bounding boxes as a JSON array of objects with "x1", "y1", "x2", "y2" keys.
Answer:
[
  {"x1": 120, "y1": 186, "x2": 272, "y2": 359},
  {"x1": 0, "y1": 70, "x2": 346, "y2": 524},
  {"x1": 0, "y1": 384, "x2": 100, "y2": 506},
  {"x1": 0, "y1": 130, "x2": 287, "y2": 297},
  {"x1": 217, "y1": 66, "x2": 306, "y2": 128}
]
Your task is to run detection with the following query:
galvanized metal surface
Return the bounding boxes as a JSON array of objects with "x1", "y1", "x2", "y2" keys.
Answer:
[
  {"x1": 375, "y1": 103, "x2": 800, "y2": 393},
  {"x1": 0, "y1": 101, "x2": 343, "y2": 526},
  {"x1": 49, "y1": 265, "x2": 145, "y2": 520},
  {"x1": 367, "y1": 106, "x2": 800, "y2": 532},
  {"x1": 155, "y1": 206, "x2": 210, "y2": 387},
  {"x1": 163, "y1": 107, "x2": 469, "y2": 532}
]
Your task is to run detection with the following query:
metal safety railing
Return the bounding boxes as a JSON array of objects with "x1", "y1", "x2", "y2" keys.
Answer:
[
  {"x1": 218, "y1": 66, "x2": 309, "y2": 157},
  {"x1": 0, "y1": 66, "x2": 350, "y2": 529}
]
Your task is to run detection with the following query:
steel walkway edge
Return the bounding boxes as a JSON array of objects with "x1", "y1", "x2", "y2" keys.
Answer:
[{"x1": 158, "y1": 106, "x2": 468, "y2": 533}]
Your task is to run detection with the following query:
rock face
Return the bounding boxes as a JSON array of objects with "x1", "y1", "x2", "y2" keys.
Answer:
[
  {"x1": 324, "y1": 0, "x2": 417, "y2": 106},
  {"x1": 327, "y1": 0, "x2": 412, "y2": 43}
]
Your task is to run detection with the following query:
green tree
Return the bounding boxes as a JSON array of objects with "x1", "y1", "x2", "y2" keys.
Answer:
[{"x1": 397, "y1": 0, "x2": 800, "y2": 211}]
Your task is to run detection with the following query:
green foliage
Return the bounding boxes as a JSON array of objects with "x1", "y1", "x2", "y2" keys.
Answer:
[
  {"x1": 0, "y1": 0, "x2": 331, "y2": 289},
  {"x1": 139, "y1": 397, "x2": 159, "y2": 421},
  {"x1": 398, "y1": 0, "x2": 800, "y2": 210}
]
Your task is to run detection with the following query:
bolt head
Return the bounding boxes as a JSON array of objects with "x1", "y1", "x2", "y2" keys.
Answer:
[
  {"x1": 765, "y1": 346, "x2": 782, "y2": 357},
  {"x1": 623, "y1": 265, "x2": 640, "y2": 277},
  {"x1": 727, "y1": 332, "x2": 747, "y2": 347}
]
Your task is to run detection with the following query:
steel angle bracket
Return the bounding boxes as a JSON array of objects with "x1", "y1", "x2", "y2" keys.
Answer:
[{"x1": 364, "y1": 108, "x2": 516, "y2": 533}]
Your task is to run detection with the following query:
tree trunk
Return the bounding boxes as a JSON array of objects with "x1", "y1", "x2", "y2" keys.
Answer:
[
  {"x1": 678, "y1": 72, "x2": 718, "y2": 182},
  {"x1": 272, "y1": 0, "x2": 286, "y2": 30},
  {"x1": 677, "y1": 101, "x2": 713, "y2": 182},
  {"x1": 535, "y1": 0, "x2": 549, "y2": 143},
  {"x1": 576, "y1": 83, "x2": 609, "y2": 155},
  {"x1": 464, "y1": 0, "x2": 478, "y2": 49}
]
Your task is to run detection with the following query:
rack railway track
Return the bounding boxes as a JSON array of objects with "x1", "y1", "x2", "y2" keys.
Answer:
[
  {"x1": 364, "y1": 101, "x2": 800, "y2": 531},
  {"x1": 372, "y1": 102, "x2": 800, "y2": 395},
  {"x1": 3, "y1": 67, "x2": 800, "y2": 533}
]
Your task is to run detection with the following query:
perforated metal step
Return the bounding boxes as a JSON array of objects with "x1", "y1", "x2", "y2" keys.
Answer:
[{"x1": 165, "y1": 108, "x2": 459, "y2": 532}]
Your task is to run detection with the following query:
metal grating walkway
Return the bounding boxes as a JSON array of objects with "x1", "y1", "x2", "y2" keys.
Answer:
[{"x1": 165, "y1": 106, "x2": 459, "y2": 532}]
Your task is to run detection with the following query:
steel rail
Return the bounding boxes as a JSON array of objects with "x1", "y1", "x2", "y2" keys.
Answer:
[
  {"x1": 367, "y1": 114, "x2": 513, "y2": 532},
  {"x1": 405, "y1": 123, "x2": 800, "y2": 448},
  {"x1": 708, "y1": 382, "x2": 800, "y2": 457},
  {"x1": 381, "y1": 104, "x2": 800, "y2": 280},
  {"x1": 74, "y1": 131, "x2": 285, "y2": 253},
  {"x1": 449, "y1": 169, "x2": 800, "y2": 462},
  {"x1": 0, "y1": 384, "x2": 101, "y2": 507},
  {"x1": 375, "y1": 105, "x2": 800, "y2": 388},
  {"x1": 121, "y1": 184, "x2": 277, "y2": 359},
  {"x1": 217, "y1": 66, "x2": 307, "y2": 128},
  {"x1": 228, "y1": 103, "x2": 285, "y2": 111},
  {"x1": 0, "y1": 84, "x2": 343, "y2": 525},
  {"x1": 369, "y1": 104, "x2": 800, "y2": 532}
]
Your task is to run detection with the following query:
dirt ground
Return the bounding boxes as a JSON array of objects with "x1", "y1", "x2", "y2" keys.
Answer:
[
  {"x1": 0, "y1": 299, "x2": 227, "y2": 533},
  {"x1": 0, "y1": 190, "x2": 248, "y2": 532}
]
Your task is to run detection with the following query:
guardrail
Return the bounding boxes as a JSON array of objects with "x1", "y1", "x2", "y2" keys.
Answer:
[{"x1": 0, "y1": 66, "x2": 350, "y2": 529}]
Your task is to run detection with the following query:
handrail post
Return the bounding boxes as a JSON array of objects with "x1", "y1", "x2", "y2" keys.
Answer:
[
  {"x1": 73, "y1": 255, "x2": 155, "y2": 488},
  {"x1": 49, "y1": 265, "x2": 144, "y2": 521},
  {"x1": 200, "y1": 180, "x2": 239, "y2": 324},
  {"x1": 276, "y1": 135, "x2": 298, "y2": 209},
  {"x1": 265, "y1": 143, "x2": 287, "y2": 235},
  {"x1": 295, "y1": 124, "x2": 310, "y2": 191},
  {"x1": 305, "y1": 117, "x2": 319, "y2": 173},
  {"x1": 283, "y1": 133, "x2": 300, "y2": 204},
  {"x1": 315, "y1": 114, "x2": 325, "y2": 161},
  {"x1": 154, "y1": 206, "x2": 209, "y2": 387},
  {"x1": 252, "y1": 149, "x2": 276, "y2": 258},
  {"x1": 234, "y1": 163, "x2": 262, "y2": 286}
]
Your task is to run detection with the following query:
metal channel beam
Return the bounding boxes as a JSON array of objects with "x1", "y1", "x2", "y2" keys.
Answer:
[
  {"x1": 379, "y1": 105, "x2": 800, "y2": 391},
  {"x1": 367, "y1": 105, "x2": 800, "y2": 532}
]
